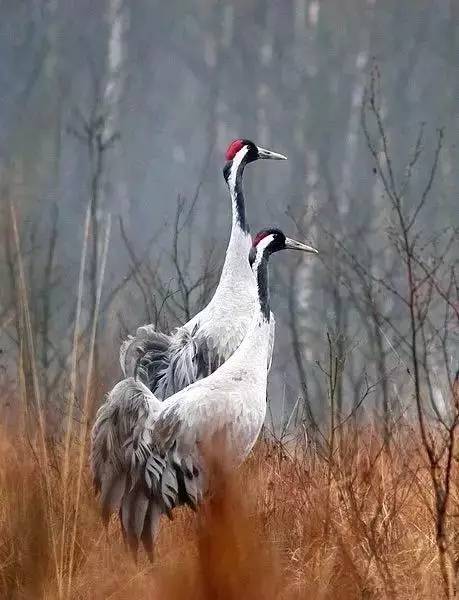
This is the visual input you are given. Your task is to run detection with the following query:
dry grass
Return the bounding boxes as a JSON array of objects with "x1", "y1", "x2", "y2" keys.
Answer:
[
  {"x1": 0, "y1": 418, "x2": 446, "y2": 600},
  {"x1": 1, "y1": 204, "x2": 451, "y2": 598}
]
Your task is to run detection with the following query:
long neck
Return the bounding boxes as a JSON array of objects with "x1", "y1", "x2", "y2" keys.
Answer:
[
  {"x1": 218, "y1": 250, "x2": 271, "y2": 373},
  {"x1": 253, "y1": 253, "x2": 271, "y2": 323},
  {"x1": 212, "y1": 152, "x2": 253, "y2": 292},
  {"x1": 222, "y1": 252, "x2": 271, "y2": 371},
  {"x1": 224, "y1": 149, "x2": 250, "y2": 234}
]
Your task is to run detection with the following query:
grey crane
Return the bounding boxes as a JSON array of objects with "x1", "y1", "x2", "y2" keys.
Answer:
[
  {"x1": 119, "y1": 139, "x2": 287, "y2": 399},
  {"x1": 91, "y1": 228, "x2": 318, "y2": 557}
]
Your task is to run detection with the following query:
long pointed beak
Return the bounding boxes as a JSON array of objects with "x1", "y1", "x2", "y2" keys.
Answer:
[
  {"x1": 284, "y1": 236, "x2": 318, "y2": 254},
  {"x1": 256, "y1": 145, "x2": 287, "y2": 160}
]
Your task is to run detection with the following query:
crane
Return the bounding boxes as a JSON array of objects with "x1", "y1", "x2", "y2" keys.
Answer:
[
  {"x1": 91, "y1": 228, "x2": 318, "y2": 557},
  {"x1": 120, "y1": 139, "x2": 287, "y2": 399}
]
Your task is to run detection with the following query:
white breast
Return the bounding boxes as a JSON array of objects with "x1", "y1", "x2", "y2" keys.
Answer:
[{"x1": 169, "y1": 319, "x2": 270, "y2": 464}]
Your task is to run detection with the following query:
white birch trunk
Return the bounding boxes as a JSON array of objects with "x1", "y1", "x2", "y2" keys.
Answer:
[
  {"x1": 296, "y1": 0, "x2": 320, "y2": 361},
  {"x1": 103, "y1": 0, "x2": 129, "y2": 216}
]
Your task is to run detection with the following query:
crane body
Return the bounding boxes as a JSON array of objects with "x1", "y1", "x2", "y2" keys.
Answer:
[
  {"x1": 120, "y1": 140, "x2": 286, "y2": 398},
  {"x1": 92, "y1": 229, "x2": 318, "y2": 557}
]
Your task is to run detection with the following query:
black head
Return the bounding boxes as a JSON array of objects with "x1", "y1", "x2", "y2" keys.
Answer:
[{"x1": 249, "y1": 228, "x2": 318, "y2": 265}]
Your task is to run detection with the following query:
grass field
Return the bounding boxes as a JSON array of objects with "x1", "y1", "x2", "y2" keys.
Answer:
[{"x1": 0, "y1": 416, "x2": 448, "y2": 599}]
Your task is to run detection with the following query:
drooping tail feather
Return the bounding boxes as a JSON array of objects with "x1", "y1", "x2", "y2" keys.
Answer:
[
  {"x1": 90, "y1": 378, "x2": 159, "y2": 529},
  {"x1": 119, "y1": 324, "x2": 171, "y2": 384},
  {"x1": 91, "y1": 377, "x2": 205, "y2": 558},
  {"x1": 125, "y1": 323, "x2": 224, "y2": 400}
]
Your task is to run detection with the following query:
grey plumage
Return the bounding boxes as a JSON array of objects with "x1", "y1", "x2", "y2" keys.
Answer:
[
  {"x1": 90, "y1": 379, "x2": 158, "y2": 534},
  {"x1": 134, "y1": 325, "x2": 224, "y2": 398},
  {"x1": 90, "y1": 377, "x2": 204, "y2": 558},
  {"x1": 119, "y1": 325, "x2": 171, "y2": 387}
]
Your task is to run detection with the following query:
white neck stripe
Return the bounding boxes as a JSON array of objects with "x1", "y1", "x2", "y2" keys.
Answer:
[
  {"x1": 252, "y1": 234, "x2": 274, "y2": 270},
  {"x1": 227, "y1": 146, "x2": 249, "y2": 197}
]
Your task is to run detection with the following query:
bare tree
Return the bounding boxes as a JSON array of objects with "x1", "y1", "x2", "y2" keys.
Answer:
[{"x1": 361, "y1": 65, "x2": 458, "y2": 598}]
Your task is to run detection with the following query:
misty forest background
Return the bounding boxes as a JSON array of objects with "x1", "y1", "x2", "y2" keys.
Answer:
[{"x1": 0, "y1": 0, "x2": 458, "y2": 435}]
